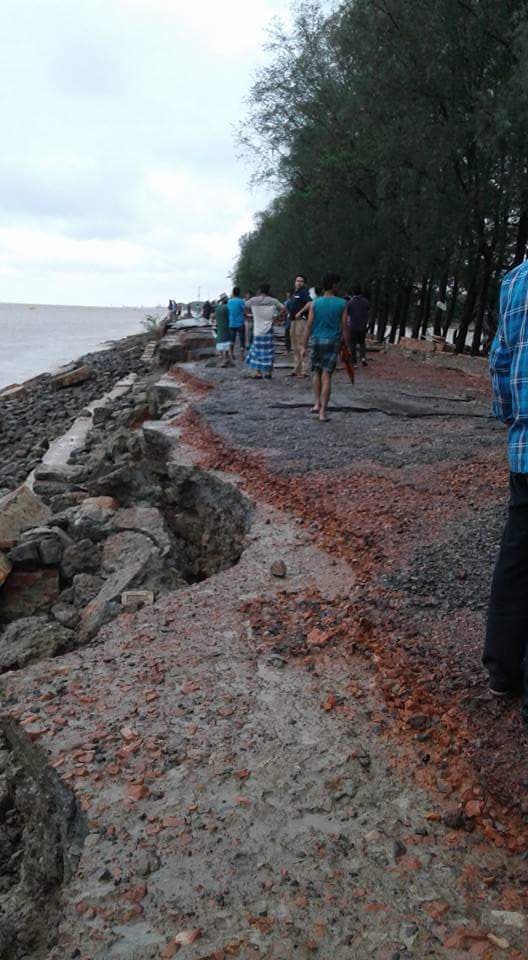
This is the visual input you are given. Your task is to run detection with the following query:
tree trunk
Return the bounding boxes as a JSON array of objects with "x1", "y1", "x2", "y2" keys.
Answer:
[
  {"x1": 433, "y1": 271, "x2": 449, "y2": 336},
  {"x1": 455, "y1": 264, "x2": 480, "y2": 354},
  {"x1": 443, "y1": 273, "x2": 459, "y2": 338},
  {"x1": 420, "y1": 278, "x2": 433, "y2": 339},
  {"x1": 369, "y1": 279, "x2": 380, "y2": 335},
  {"x1": 388, "y1": 286, "x2": 403, "y2": 344},
  {"x1": 399, "y1": 283, "x2": 413, "y2": 341},
  {"x1": 411, "y1": 277, "x2": 428, "y2": 338}
]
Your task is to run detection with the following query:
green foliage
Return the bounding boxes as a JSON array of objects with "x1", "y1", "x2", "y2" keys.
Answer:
[{"x1": 236, "y1": 0, "x2": 528, "y2": 351}]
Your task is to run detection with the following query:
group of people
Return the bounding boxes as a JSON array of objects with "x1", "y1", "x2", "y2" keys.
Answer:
[{"x1": 208, "y1": 274, "x2": 370, "y2": 423}]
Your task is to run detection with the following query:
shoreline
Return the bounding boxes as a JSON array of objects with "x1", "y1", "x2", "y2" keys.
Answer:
[{"x1": 0, "y1": 332, "x2": 149, "y2": 495}]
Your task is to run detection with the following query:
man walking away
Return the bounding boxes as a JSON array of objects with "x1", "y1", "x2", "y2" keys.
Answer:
[
  {"x1": 245, "y1": 283, "x2": 286, "y2": 379},
  {"x1": 215, "y1": 294, "x2": 231, "y2": 367},
  {"x1": 287, "y1": 275, "x2": 311, "y2": 371},
  {"x1": 302, "y1": 273, "x2": 350, "y2": 423},
  {"x1": 347, "y1": 286, "x2": 370, "y2": 367},
  {"x1": 485, "y1": 259, "x2": 528, "y2": 722},
  {"x1": 228, "y1": 286, "x2": 246, "y2": 360},
  {"x1": 202, "y1": 299, "x2": 213, "y2": 321}
]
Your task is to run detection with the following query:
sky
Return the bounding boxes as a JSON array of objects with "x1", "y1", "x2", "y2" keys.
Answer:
[{"x1": 0, "y1": 0, "x2": 289, "y2": 306}]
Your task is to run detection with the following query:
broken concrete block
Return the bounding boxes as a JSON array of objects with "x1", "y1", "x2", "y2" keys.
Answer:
[
  {"x1": 0, "y1": 486, "x2": 50, "y2": 546},
  {"x1": 50, "y1": 364, "x2": 94, "y2": 389}
]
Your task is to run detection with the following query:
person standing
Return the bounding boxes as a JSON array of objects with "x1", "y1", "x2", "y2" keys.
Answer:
[
  {"x1": 347, "y1": 286, "x2": 370, "y2": 366},
  {"x1": 485, "y1": 260, "x2": 528, "y2": 721},
  {"x1": 245, "y1": 283, "x2": 286, "y2": 379},
  {"x1": 302, "y1": 273, "x2": 350, "y2": 423},
  {"x1": 214, "y1": 294, "x2": 231, "y2": 367},
  {"x1": 286, "y1": 275, "x2": 311, "y2": 370},
  {"x1": 228, "y1": 286, "x2": 246, "y2": 360},
  {"x1": 202, "y1": 299, "x2": 213, "y2": 321}
]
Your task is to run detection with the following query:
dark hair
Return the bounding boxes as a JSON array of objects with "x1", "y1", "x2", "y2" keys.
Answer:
[
  {"x1": 353, "y1": 284, "x2": 362, "y2": 296},
  {"x1": 258, "y1": 282, "x2": 271, "y2": 295},
  {"x1": 232, "y1": 286, "x2": 241, "y2": 297},
  {"x1": 296, "y1": 274, "x2": 306, "y2": 282},
  {"x1": 322, "y1": 272, "x2": 341, "y2": 291},
  {"x1": 314, "y1": 286, "x2": 322, "y2": 296}
]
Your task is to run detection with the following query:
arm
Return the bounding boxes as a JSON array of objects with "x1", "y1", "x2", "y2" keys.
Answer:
[
  {"x1": 341, "y1": 307, "x2": 352, "y2": 351},
  {"x1": 489, "y1": 326, "x2": 513, "y2": 425},
  {"x1": 295, "y1": 300, "x2": 311, "y2": 320},
  {"x1": 302, "y1": 303, "x2": 315, "y2": 351}
]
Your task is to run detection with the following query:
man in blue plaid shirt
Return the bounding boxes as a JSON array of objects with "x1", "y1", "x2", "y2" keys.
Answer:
[{"x1": 486, "y1": 259, "x2": 528, "y2": 720}]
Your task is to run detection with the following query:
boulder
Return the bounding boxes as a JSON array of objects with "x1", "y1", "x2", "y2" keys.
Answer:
[
  {"x1": 112, "y1": 506, "x2": 172, "y2": 555},
  {"x1": 1, "y1": 569, "x2": 60, "y2": 621},
  {"x1": 50, "y1": 364, "x2": 94, "y2": 389},
  {"x1": 158, "y1": 328, "x2": 215, "y2": 366},
  {"x1": 86, "y1": 466, "x2": 133, "y2": 498},
  {"x1": 7, "y1": 541, "x2": 41, "y2": 570},
  {"x1": 0, "y1": 552, "x2": 12, "y2": 586},
  {"x1": 0, "y1": 486, "x2": 50, "y2": 547},
  {"x1": 80, "y1": 531, "x2": 161, "y2": 639},
  {"x1": 61, "y1": 539, "x2": 101, "y2": 579},
  {"x1": 72, "y1": 573, "x2": 104, "y2": 607},
  {"x1": 0, "y1": 616, "x2": 74, "y2": 671},
  {"x1": 51, "y1": 602, "x2": 80, "y2": 628},
  {"x1": 38, "y1": 537, "x2": 63, "y2": 566}
]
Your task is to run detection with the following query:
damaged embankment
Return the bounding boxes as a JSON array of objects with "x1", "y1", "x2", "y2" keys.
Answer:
[
  {"x1": 0, "y1": 718, "x2": 87, "y2": 959},
  {"x1": 0, "y1": 352, "x2": 252, "y2": 673}
]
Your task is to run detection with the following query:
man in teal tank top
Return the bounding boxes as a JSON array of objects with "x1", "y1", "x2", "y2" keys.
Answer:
[{"x1": 302, "y1": 272, "x2": 350, "y2": 422}]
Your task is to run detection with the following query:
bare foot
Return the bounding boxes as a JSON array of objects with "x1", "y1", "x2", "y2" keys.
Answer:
[{"x1": 311, "y1": 406, "x2": 320, "y2": 414}]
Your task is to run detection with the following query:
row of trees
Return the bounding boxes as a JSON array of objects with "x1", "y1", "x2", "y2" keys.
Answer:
[{"x1": 234, "y1": 0, "x2": 528, "y2": 353}]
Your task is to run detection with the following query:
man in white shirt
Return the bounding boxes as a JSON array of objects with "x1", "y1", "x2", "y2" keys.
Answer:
[{"x1": 244, "y1": 283, "x2": 286, "y2": 379}]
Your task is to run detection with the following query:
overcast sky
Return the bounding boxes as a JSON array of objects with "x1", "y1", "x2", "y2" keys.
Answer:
[{"x1": 0, "y1": 0, "x2": 289, "y2": 306}]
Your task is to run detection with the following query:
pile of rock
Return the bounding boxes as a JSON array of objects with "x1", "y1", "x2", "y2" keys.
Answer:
[
  {"x1": 0, "y1": 334, "x2": 147, "y2": 493},
  {"x1": 0, "y1": 372, "x2": 252, "y2": 673}
]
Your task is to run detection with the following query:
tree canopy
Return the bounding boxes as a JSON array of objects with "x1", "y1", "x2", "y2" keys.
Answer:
[{"x1": 235, "y1": 0, "x2": 528, "y2": 352}]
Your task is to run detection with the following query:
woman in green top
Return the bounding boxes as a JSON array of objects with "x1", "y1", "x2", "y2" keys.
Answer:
[
  {"x1": 302, "y1": 273, "x2": 351, "y2": 422},
  {"x1": 215, "y1": 294, "x2": 231, "y2": 367}
]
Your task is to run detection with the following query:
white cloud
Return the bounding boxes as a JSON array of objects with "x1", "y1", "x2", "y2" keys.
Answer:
[{"x1": 0, "y1": 0, "x2": 287, "y2": 305}]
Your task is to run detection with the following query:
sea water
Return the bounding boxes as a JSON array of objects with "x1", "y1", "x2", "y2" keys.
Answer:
[{"x1": 0, "y1": 302, "x2": 160, "y2": 389}]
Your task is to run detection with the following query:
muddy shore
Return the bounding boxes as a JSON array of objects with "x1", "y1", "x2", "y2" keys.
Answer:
[{"x1": 0, "y1": 341, "x2": 527, "y2": 960}]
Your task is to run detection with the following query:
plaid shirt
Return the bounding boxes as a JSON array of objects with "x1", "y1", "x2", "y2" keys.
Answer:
[{"x1": 490, "y1": 260, "x2": 528, "y2": 473}]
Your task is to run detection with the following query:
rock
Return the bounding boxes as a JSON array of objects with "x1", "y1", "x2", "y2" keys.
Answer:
[
  {"x1": 86, "y1": 465, "x2": 133, "y2": 498},
  {"x1": 33, "y1": 465, "x2": 85, "y2": 484},
  {"x1": 50, "y1": 364, "x2": 94, "y2": 389},
  {"x1": 7, "y1": 540, "x2": 42, "y2": 569},
  {"x1": 121, "y1": 589, "x2": 155, "y2": 611},
  {"x1": 51, "y1": 602, "x2": 80, "y2": 628},
  {"x1": 92, "y1": 406, "x2": 110, "y2": 425},
  {"x1": 158, "y1": 329, "x2": 215, "y2": 365},
  {"x1": 38, "y1": 537, "x2": 63, "y2": 566},
  {"x1": 271, "y1": 560, "x2": 287, "y2": 578},
  {"x1": 0, "y1": 616, "x2": 74, "y2": 670},
  {"x1": 112, "y1": 506, "x2": 172, "y2": 555},
  {"x1": 0, "y1": 485, "x2": 50, "y2": 544},
  {"x1": 80, "y1": 531, "x2": 161, "y2": 639},
  {"x1": 50, "y1": 491, "x2": 87, "y2": 513},
  {"x1": 72, "y1": 573, "x2": 104, "y2": 607},
  {"x1": 0, "y1": 551, "x2": 11, "y2": 586},
  {"x1": 0, "y1": 568, "x2": 60, "y2": 620},
  {"x1": 490, "y1": 911, "x2": 525, "y2": 930},
  {"x1": 61, "y1": 539, "x2": 101, "y2": 579},
  {"x1": 79, "y1": 496, "x2": 118, "y2": 515}
]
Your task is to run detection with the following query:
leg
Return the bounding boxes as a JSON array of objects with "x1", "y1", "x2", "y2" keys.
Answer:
[
  {"x1": 312, "y1": 370, "x2": 322, "y2": 413},
  {"x1": 291, "y1": 320, "x2": 301, "y2": 375},
  {"x1": 239, "y1": 325, "x2": 246, "y2": 357},
  {"x1": 285, "y1": 319, "x2": 292, "y2": 353},
  {"x1": 484, "y1": 473, "x2": 528, "y2": 693},
  {"x1": 229, "y1": 328, "x2": 236, "y2": 360},
  {"x1": 319, "y1": 371, "x2": 332, "y2": 421},
  {"x1": 350, "y1": 333, "x2": 358, "y2": 366},
  {"x1": 359, "y1": 330, "x2": 367, "y2": 365}
]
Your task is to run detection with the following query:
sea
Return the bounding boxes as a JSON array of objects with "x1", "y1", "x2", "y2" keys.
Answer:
[{"x1": 0, "y1": 302, "x2": 161, "y2": 390}]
